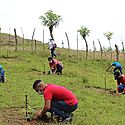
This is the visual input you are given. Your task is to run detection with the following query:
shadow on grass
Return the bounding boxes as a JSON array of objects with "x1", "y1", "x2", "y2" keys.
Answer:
[
  {"x1": 84, "y1": 85, "x2": 118, "y2": 95},
  {"x1": 0, "y1": 55, "x2": 20, "y2": 59}
]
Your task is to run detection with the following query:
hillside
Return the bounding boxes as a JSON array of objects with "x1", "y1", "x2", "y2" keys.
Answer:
[{"x1": 0, "y1": 33, "x2": 125, "y2": 125}]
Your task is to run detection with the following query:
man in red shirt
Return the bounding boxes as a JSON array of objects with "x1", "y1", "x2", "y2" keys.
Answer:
[
  {"x1": 33, "y1": 80, "x2": 78, "y2": 122},
  {"x1": 114, "y1": 71, "x2": 125, "y2": 94},
  {"x1": 48, "y1": 57, "x2": 63, "y2": 75}
]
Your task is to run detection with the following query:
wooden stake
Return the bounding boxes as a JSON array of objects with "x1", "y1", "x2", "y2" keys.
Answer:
[
  {"x1": 25, "y1": 95, "x2": 28, "y2": 117},
  {"x1": 43, "y1": 64, "x2": 45, "y2": 75}
]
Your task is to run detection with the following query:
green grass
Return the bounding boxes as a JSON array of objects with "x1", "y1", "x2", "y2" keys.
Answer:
[{"x1": 0, "y1": 43, "x2": 125, "y2": 125}]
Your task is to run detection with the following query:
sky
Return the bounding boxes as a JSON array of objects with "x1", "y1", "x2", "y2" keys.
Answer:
[{"x1": 0, "y1": 0, "x2": 125, "y2": 50}]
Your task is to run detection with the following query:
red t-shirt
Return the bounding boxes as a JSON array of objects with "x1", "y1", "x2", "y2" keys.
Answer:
[
  {"x1": 43, "y1": 84, "x2": 78, "y2": 105},
  {"x1": 49, "y1": 59, "x2": 63, "y2": 70},
  {"x1": 117, "y1": 75, "x2": 125, "y2": 86}
]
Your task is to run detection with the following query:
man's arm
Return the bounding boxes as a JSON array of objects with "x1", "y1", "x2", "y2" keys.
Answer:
[
  {"x1": 36, "y1": 100, "x2": 51, "y2": 118},
  {"x1": 106, "y1": 65, "x2": 112, "y2": 72},
  {"x1": 51, "y1": 62, "x2": 57, "y2": 74}
]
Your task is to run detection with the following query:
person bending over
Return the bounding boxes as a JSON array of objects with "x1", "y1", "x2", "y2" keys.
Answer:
[
  {"x1": 106, "y1": 61, "x2": 123, "y2": 74},
  {"x1": 48, "y1": 57, "x2": 63, "y2": 75},
  {"x1": 114, "y1": 71, "x2": 125, "y2": 94},
  {"x1": 0, "y1": 65, "x2": 5, "y2": 83},
  {"x1": 33, "y1": 80, "x2": 78, "y2": 122}
]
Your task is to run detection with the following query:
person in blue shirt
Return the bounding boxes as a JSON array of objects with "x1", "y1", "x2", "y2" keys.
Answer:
[
  {"x1": 0, "y1": 65, "x2": 5, "y2": 83},
  {"x1": 106, "y1": 61, "x2": 123, "y2": 74}
]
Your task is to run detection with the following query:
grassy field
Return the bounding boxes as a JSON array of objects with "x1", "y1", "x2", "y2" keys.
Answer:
[{"x1": 0, "y1": 37, "x2": 125, "y2": 125}]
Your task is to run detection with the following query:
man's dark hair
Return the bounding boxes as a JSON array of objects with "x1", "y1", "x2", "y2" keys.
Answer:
[
  {"x1": 33, "y1": 80, "x2": 42, "y2": 89},
  {"x1": 48, "y1": 57, "x2": 53, "y2": 61}
]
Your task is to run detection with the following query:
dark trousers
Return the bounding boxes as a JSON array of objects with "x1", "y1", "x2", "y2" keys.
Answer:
[
  {"x1": 49, "y1": 101, "x2": 78, "y2": 119},
  {"x1": 0, "y1": 76, "x2": 5, "y2": 83},
  {"x1": 56, "y1": 64, "x2": 63, "y2": 75},
  {"x1": 51, "y1": 49, "x2": 56, "y2": 58}
]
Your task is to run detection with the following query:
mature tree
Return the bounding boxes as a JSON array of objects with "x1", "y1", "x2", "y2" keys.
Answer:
[
  {"x1": 78, "y1": 26, "x2": 90, "y2": 59},
  {"x1": 104, "y1": 31, "x2": 113, "y2": 60},
  {"x1": 104, "y1": 31, "x2": 113, "y2": 50},
  {"x1": 39, "y1": 10, "x2": 62, "y2": 41}
]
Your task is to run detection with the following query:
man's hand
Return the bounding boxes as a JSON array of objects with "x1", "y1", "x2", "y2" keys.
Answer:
[
  {"x1": 36, "y1": 109, "x2": 42, "y2": 118},
  {"x1": 35, "y1": 109, "x2": 48, "y2": 120},
  {"x1": 52, "y1": 69, "x2": 56, "y2": 74}
]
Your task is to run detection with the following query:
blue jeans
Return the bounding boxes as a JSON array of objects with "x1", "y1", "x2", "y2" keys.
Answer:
[
  {"x1": 118, "y1": 84, "x2": 125, "y2": 93},
  {"x1": 49, "y1": 101, "x2": 78, "y2": 119}
]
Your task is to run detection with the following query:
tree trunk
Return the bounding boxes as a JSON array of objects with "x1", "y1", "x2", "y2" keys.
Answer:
[
  {"x1": 49, "y1": 26, "x2": 54, "y2": 40},
  {"x1": 98, "y1": 39, "x2": 103, "y2": 60},
  {"x1": 109, "y1": 39, "x2": 112, "y2": 61},
  {"x1": 65, "y1": 32, "x2": 70, "y2": 52},
  {"x1": 84, "y1": 38, "x2": 88, "y2": 60}
]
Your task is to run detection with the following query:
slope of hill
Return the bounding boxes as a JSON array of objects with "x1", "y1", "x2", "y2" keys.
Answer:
[{"x1": 0, "y1": 33, "x2": 125, "y2": 125}]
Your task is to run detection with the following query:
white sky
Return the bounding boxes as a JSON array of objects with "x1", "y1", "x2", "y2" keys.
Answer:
[{"x1": 0, "y1": 0, "x2": 125, "y2": 50}]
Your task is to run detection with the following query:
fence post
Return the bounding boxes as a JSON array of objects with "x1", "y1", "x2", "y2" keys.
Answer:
[
  {"x1": 25, "y1": 95, "x2": 28, "y2": 118},
  {"x1": 43, "y1": 29, "x2": 45, "y2": 55},
  {"x1": 105, "y1": 77, "x2": 106, "y2": 93},
  {"x1": 21, "y1": 28, "x2": 25, "y2": 51},
  {"x1": 14, "y1": 28, "x2": 18, "y2": 51},
  {"x1": 65, "y1": 32, "x2": 70, "y2": 52},
  {"x1": 77, "y1": 32, "x2": 78, "y2": 59},
  {"x1": 31, "y1": 28, "x2": 36, "y2": 53}
]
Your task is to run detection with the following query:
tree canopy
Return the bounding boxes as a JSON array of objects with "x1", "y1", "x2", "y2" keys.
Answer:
[
  {"x1": 77, "y1": 26, "x2": 90, "y2": 39},
  {"x1": 104, "y1": 31, "x2": 113, "y2": 41},
  {"x1": 39, "y1": 10, "x2": 62, "y2": 40}
]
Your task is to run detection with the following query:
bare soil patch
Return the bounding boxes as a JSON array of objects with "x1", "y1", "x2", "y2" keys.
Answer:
[{"x1": 0, "y1": 107, "x2": 54, "y2": 125}]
